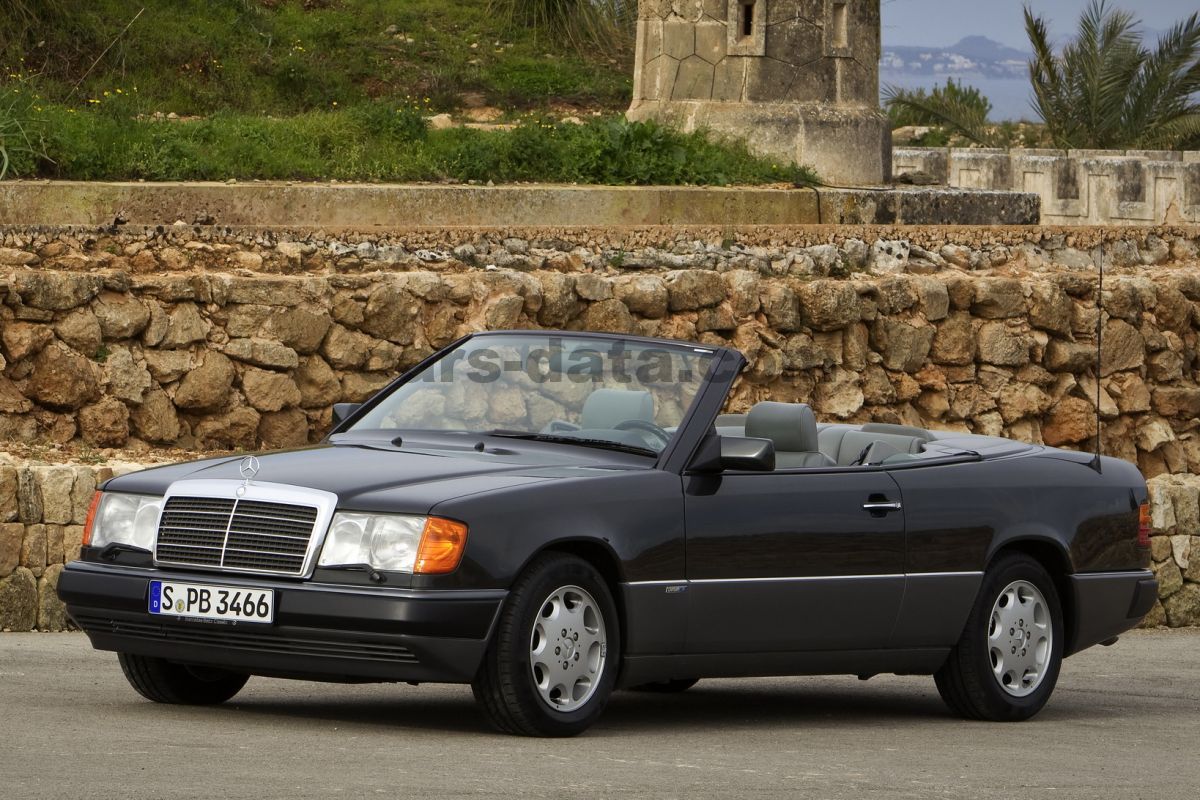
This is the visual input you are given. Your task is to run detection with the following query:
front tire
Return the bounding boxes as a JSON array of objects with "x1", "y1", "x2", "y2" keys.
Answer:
[
  {"x1": 472, "y1": 553, "x2": 620, "y2": 736},
  {"x1": 935, "y1": 552, "x2": 1064, "y2": 721},
  {"x1": 118, "y1": 653, "x2": 249, "y2": 705}
]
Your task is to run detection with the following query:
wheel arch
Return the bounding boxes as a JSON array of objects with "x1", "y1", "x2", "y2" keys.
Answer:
[
  {"x1": 523, "y1": 538, "x2": 628, "y2": 653},
  {"x1": 986, "y1": 537, "x2": 1075, "y2": 659}
]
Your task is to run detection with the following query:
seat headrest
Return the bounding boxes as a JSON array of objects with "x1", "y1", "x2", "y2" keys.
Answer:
[
  {"x1": 581, "y1": 389, "x2": 655, "y2": 430},
  {"x1": 745, "y1": 402, "x2": 819, "y2": 452}
]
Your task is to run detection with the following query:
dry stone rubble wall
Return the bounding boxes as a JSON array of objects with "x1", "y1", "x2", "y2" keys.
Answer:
[{"x1": 2, "y1": 223, "x2": 1200, "y2": 629}]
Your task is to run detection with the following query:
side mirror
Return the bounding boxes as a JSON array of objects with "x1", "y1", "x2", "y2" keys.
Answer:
[
  {"x1": 721, "y1": 436, "x2": 776, "y2": 471},
  {"x1": 331, "y1": 403, "x2": 361, "y2": 427},
  {"x1": 690, "y1": 435, "x2": 776, "y2": 473}
]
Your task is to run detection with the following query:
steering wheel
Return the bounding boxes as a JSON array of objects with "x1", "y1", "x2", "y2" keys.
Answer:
[{"x1": 614, "y1": 419, "x2": 671, "y2": 449}]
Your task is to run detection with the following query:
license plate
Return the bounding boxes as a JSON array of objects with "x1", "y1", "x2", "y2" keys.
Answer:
[{"x1": 149, "y1": 580, "x2": 275, "y2": 624}]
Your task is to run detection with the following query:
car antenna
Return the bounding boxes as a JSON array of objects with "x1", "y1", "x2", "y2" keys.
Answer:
[{"x1": 1090, "y1": 241, "x2": 1105, "y2": 474}]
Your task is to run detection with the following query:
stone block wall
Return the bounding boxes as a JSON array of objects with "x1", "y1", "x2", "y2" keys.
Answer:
[
  {"x1": 2, "y1": 222, "x2": 1200, "y2": 629},
  {"x1": 0, "y1": 460, "x2": 147, "y2": 631},
  {"x1": 1146, "y1": 475, "x2": 1200, "y2": 627},
  {"x1": 632, "y1": 1, "x2": 879, "y2": 107},
  {"x1": 628, "y1": 1, "x2": 889, "y2": 184},
  {"x1": 3, "y1": 225, "x2": 1199, "y2": 475},
  {"x1": 893, "y1": 147, "x2": 1200, "y2": 226}
]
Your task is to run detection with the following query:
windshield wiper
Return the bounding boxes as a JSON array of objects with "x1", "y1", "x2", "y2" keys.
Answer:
[{"x1": 486, "y1": 431, "x2": 658, "y2": 457}]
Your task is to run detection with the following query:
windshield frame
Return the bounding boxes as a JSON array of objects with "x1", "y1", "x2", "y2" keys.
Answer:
[{"x1": 326, "y1": 330, "x2": 745, "y2": 471}]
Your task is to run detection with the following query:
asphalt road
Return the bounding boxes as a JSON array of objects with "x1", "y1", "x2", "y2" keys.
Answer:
[{"x1": 2, "y1": 630, "x2": 1198, "y2": 800}]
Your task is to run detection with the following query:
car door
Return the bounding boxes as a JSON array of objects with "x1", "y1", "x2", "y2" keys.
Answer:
[{"x1": 683, "y1": 468, "x2": 906, "y2": 653}]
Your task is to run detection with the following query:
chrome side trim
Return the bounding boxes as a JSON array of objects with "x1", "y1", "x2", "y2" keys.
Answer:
[
  {"x1": 625, "y1": 571, "x2": 983, "y2": 586},
  {"x1": 688, "y1": 574, "x2": 905, "y2": 584},
  {"x1": 154, "y1": 479, "x2": 339, "y2": 579}
]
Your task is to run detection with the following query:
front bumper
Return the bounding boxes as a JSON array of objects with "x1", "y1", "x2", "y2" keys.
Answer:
[
  {"x1": 1066, "y1": 569, "x2": 1158, "y2": 656},
  {"x1": 58, "y1": 561, "x2": 506, "y2": 684}
]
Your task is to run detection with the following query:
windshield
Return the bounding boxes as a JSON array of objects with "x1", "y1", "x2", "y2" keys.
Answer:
[{"x1": 348, "y1": 334, "x2": 718, "y2": 455}]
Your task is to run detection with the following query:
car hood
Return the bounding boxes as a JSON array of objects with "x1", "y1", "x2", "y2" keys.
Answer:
[{"x1": 104, "y1": 443, "x2": 622, "y2": 514}]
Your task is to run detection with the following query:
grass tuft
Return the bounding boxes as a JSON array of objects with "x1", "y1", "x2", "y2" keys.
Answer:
[{"x1": 21, "y1": 104, "x2": 813, "y2": 186}]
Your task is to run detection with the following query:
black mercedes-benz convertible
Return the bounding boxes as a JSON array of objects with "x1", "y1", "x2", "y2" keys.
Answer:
[{"x1": 59, "y1": 331, "x2": 1157, "y2": 736}]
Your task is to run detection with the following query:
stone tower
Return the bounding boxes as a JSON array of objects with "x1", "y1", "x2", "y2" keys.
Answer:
[{"x1": 627, "y1": 0, "x2": 890, "y2": 185}]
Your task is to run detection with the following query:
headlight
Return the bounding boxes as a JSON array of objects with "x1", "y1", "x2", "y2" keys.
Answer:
[
  {"x1": 84, "y1": 492, "x2": 163, "y2": 552},
  {"x1": 319, "y1": 513, "x2": 468, "y2": 575}
]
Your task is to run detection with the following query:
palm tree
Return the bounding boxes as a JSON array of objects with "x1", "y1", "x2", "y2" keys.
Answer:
[
  {"x1": 886, "y1": 2, "x2": 1200, "y2": 150},
  {"x1": 882, "y1": 78, "x2": 999, "y2": 146},
  {"x1": 1027, "y1": 1, "x2": 1199, "y2": 149}
]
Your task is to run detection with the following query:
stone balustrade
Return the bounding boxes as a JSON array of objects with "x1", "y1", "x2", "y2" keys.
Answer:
[{"x1": 893, "y1": 147, "x2": 1200, "y2": 226}]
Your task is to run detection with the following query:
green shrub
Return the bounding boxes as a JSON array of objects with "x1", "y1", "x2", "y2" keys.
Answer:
[
  {"x1": 28, "y1": 105, "x2": 815, "y2": 186},
  {"x1": 489, "y1": 0, "x2": 635, "y2": 56},
  {"x1": 885, "y1": 79, "x2": 993, "y2": 128},
  {"x1": 350, "y1": 103, "x2": 430, "y2": 143},
  {"x1": 2, "y1": 0, "x2": 633, "y2": 115}
]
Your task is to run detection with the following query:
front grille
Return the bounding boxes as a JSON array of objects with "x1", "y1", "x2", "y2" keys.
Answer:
[
  {"x1": 74, "y1": 615, "x2": 418, "y2": 664},
  {"x1": 155, "y1": 496, "x2": 320, "y2": 576}
]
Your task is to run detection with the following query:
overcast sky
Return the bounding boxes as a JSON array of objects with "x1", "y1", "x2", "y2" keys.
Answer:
[{"x1": 881, "y1": 0, "x2": 1196, "y2": 50}]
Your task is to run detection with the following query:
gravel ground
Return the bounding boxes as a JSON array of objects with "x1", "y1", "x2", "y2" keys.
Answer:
[{"x1": 1, "y1": 629, "x2": 1197, "y2": 799}]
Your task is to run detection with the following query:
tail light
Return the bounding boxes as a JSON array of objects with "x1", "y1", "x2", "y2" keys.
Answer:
[
  {"x1": 1137, "y1": 503, "x2": 1152, "y2": 548},
  {"x1": 82, "y1": 492, "x2": 103, "y2": 547}
]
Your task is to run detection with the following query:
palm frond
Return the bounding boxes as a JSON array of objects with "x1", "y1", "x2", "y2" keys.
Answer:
[
  {"x1": 883, "y1": 82, "x2": 994, "y2": 145},
  {"x1": 1026, "y1": 6, "x2": 1073, "y2": 146},
  {"x1": 1024, "y1": 1, "x2": 1200, "y2": 150},
  {"x1": 1061, "y1": 0, "x2": 1142, "y2": 147},
  {"x1": 1124, "y1": 13, "x2": 1200, "y2": 147},
  {"x1": 1143, "y1": 113, "x2": 1200, "y2": 150}
]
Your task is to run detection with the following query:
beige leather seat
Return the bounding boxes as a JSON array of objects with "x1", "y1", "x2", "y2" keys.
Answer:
[
  {"x1": 745, "y1": 402, "x2": 835, "y2": 469},
  {"x1": 821, "y1": 426, "x2": 929, "y2": 466}
]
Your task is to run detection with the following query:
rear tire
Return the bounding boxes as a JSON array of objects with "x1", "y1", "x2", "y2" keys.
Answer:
[
  {"x1": 118, "y1": 653, "x2": 249, "y2": 705},
  {"x1": 472, "y1": 553, "x2": 620, "y2": 737},
  {"x1": 935, "y1": 553, "x2": 1064, "y2": 721}
]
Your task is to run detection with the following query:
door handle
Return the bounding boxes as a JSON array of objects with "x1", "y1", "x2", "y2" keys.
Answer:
[{"x1": 862, "y1": 501, "x2": 902, "y2": 513}]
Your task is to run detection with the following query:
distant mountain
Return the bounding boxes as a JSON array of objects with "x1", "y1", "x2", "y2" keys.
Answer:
[
  {"x1": 882, "y1": 35, "x2": 1029, "y2": 79},
  {"x1": 949, "y1": 36, "x2": 1029, "y2": 63}
]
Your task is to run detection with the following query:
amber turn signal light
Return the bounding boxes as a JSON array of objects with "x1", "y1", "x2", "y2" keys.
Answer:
[
  {"x1": 414, "y1": 517, "x2": 468, "y2": 575},
  {"x1": 81, "y1": 492, "x2": 103, "y2": 547},
  {"x1": 1137, "y1": 503, "x2": 1152, "y2": 548}
]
